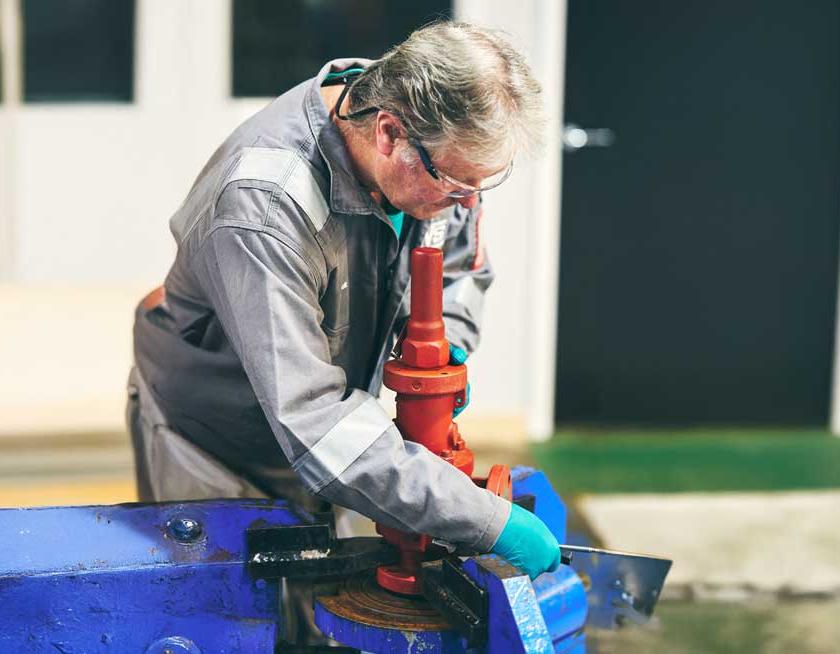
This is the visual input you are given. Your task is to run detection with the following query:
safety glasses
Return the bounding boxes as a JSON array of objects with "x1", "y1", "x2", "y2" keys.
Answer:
[{"x1": 408, "y1": 138, "x2": 513, "y2": 199}]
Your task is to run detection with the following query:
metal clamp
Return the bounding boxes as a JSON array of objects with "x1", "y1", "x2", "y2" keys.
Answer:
[{"x1": 246, "y1": 524, "x2": 398, "y2": 579}]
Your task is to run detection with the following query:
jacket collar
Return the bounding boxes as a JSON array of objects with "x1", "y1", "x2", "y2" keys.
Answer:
[{"x1": 305, "y1": 58, "x2": 385, "y2": 217}]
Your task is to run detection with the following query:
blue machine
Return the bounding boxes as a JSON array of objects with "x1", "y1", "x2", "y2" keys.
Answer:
[
  {"x1": 0, "y1": 467, "x2": 668, "y2": 653},
  {"x1": 0, "y1": 500, "x2": 302, "y2": 652}
]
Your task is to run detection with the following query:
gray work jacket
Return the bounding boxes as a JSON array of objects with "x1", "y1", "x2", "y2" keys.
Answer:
[{"x1": 134, "y1": 59, "x2": 509, "y2": 550}]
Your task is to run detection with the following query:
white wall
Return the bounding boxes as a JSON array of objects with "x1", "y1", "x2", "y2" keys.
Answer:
[
  {"x1": 455, "y1": 0, "x2": 566, "y2": 438},
  {"x1": 0, "y1": 0, "x2": 566, "y2": 439},
  {"x1": 8, "y1": 0, "x2": 241, "y2": 285},
  {"x1": 0, "y1": 0, "x2": 21, "y2": 281}
]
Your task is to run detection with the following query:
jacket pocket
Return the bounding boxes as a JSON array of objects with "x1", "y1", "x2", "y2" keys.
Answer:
[
  {"x1": 215, "y1": 180, "x2": 276, "y2": 227},
  {"x1": 320, "y1": 261, "x2": 350, "y2": 332},
  {"x1": 322, "y1": 322, "x2": 350, "y2": 362}
]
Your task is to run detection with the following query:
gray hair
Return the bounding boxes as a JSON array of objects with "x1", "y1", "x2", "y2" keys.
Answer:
[{"x1": 347, "y1": 21, "x2": 544, "y2": 169}]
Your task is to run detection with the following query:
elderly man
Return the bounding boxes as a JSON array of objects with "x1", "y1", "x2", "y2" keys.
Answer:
[{"x1": 128, "y1": 21, "x2": 560, "y2": 595}]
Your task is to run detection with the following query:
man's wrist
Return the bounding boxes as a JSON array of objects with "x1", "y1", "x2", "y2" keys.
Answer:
[{"x1": 473, "y1": 493, "x2": 513, "y2": 552}]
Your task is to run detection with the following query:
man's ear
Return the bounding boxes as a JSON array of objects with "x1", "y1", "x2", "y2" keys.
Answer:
[{"x1": 374, "y1": 112, "x2": 402, "y2": 156}]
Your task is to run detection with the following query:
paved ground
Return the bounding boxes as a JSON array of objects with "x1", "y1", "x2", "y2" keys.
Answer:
[
  {"x1": 0, "y1": 430, "x2": 529, "y2": 508},
  {"x1": 588, "y1": 598, "x2": 840, "y2": 654},
  {"x1": 0, "y1": 431, "x2": 135, "y2": 507},
  {"x1": 578, "y1": 491, "x2": 840, "y2": 598}
]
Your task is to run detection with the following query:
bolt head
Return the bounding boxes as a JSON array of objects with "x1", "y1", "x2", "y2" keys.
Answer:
[
  {"x1": 402, "y1": 340, "x2": 447, "y2": 368},
  {"x1": 166, "y1": 517, "x2": 204, "y2": 544}
]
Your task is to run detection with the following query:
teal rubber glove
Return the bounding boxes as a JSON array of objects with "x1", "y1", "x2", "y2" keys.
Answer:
[
  {"x1": 449, "y1": 344, "x2": 468, "y2": 365},
  {"x1": 491, "y1": 504, "x2": 562, "y2": 580},
  {"x1": 453, "y1": 383, "x2": 470, "y2": 418},
  {"x1": 449, "y1": 344, "x2": 470, "y2": 418}
]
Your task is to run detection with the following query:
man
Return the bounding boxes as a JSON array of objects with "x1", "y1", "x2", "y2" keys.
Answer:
[{"x1": 128, "y1": 21, "x2": 560, "y2": 598}]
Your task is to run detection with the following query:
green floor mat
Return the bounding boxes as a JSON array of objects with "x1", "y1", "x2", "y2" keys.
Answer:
[{"x1": 532, "y1": 428, "x2": 840, "y2": 493}]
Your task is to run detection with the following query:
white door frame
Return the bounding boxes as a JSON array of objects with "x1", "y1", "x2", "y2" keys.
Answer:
[{"x1": 455, "y1": 0, "x2": 567, "y2": 441}]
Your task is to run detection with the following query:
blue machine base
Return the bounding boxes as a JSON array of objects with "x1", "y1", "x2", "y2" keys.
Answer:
[{"x1": 0, "y1": 468, "x2": 588, "y2": 653}]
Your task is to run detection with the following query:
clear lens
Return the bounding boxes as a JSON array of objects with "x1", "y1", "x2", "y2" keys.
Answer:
[{"x1": 439, "y1": 161, "x2": 514, "y2": 198}]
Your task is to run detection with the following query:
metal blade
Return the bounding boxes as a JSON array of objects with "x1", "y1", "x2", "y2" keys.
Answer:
[{"x1": 559, "y1": 544, "x2": 672, "y2": 629}]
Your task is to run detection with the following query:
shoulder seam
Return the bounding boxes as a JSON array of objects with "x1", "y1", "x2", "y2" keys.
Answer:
[
  {"x1": 218, "y1": 146, "x2": 330, "y2": 233},
  {"x1": 194, "y1": 221, "x2": 323, "y2": 291}
]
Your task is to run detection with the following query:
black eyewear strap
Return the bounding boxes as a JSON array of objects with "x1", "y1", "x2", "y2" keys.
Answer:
[{"x1": 333, "y1": 74, "x2": 380, "y2": 122}]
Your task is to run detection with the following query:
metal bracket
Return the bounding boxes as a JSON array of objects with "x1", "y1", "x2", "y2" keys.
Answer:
[
  {"x1": 247, "y1": 524, "x2": 398, "y2": 579},
  {"x1": 421, "y1": 557, "x2": 488, "y2": 647},
  {"x1": 557, "y1": 544, "x2": 672, "y2": 628},
  {"x1": 512, "y1": 493, "x2": 536, "y2": 513}
]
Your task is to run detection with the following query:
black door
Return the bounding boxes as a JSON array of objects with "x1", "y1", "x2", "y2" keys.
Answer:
[{"x1": 556, "y1": 0, "x2": 840, "y2": 425}]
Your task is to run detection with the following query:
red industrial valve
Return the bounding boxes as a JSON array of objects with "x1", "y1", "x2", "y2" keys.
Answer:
[{"x1": 377, "y1": 247, "x2": 512, "y2": 595}]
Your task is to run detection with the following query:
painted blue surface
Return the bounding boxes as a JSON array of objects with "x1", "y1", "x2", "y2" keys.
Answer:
[
  {"x1": 532, "y1": 565, "x2": 588, "y2": 646},
  {"x1": 511, "y1": 467, "x2": 588, "y2": 652},
  {"x1": 0, "y1": 499, "x2": 302, "y2": 652},
  {"x1": 0, "y1": 499, "x2": 301, "y2": 575},
  {"x1": 511, "y1": 466, "x2": 568, "y2": 544},
  {"x1": 1, "y1": 473, "x2": 590, "y2": 653},
  {"x1": 462, "y1": 556, "x2": 553, "y2": 654}
]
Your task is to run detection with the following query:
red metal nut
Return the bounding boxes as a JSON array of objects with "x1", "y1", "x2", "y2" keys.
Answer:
[{"x1": 400, "y1": 339, "x2": 449, "y2": 369}]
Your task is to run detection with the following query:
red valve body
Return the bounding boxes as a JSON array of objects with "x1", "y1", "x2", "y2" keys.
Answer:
[
  {"x1": 376, "y1": 248, "x2": 476, "y2": 595},
  {"x1": 376, "y1": 247, "x2": 512, "y2": 595}
]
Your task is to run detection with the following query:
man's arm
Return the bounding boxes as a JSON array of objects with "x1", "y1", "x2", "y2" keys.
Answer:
[
  {"x1": 190, "y1": 190, "x2": 509, "y2": 550},
  {"x1": 441, "y1": 198, "x2": 493, "y2": 355}
]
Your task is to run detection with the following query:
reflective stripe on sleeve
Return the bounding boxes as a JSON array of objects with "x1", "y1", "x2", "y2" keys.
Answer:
[
  {"x1": 225, "y1": 147, "x2": 330, "y2": 231},
  {"x1": 292, "y1": 396, "x2": 394, "y2": 492}
]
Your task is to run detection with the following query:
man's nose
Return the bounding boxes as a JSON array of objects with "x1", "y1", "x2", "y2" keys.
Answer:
[{"x1": 457, "y1": 194, "x2": 479, "y2": 210}]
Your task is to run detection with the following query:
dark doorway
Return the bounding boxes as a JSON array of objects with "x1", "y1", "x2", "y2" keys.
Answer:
[{"x1": 556, "y1": 1, "x2": 840, "y2": 425}]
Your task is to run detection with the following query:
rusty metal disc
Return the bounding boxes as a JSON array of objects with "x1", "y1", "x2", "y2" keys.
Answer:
[{"x1": 316, "y1": 572, "x2": 453, "y2": 632}]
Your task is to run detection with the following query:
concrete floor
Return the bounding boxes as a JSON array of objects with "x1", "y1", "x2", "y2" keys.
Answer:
[
  {"x1": 0, "y1": 431, "x2": 529, "y2": 508},
  {"x1": 588, "y1": 598, "x2": 840, "y2": 654},
  {"x1": 0, "y1": 431, "x2": 135, "y2": 507},
  {"x1": 579, "y1": 491, "x2": 840, "y2": 598}
]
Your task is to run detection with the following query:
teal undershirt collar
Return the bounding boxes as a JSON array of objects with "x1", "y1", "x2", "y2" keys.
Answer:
[
  {"x1": 323, "y1": 68, "x2": 366, "y2": 83},
  {"x1": 386, "y1": 207, "x2": 405, "y2": 239}
]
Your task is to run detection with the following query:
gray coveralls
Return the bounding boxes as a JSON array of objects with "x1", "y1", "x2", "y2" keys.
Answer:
[{"x1": 128, "y1": 59, "x2": 510, "y2": 558}]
